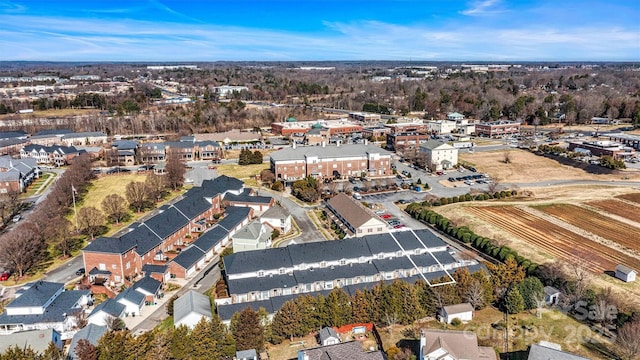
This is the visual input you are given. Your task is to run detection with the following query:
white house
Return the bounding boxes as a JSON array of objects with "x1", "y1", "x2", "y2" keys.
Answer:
[
  {"x1": 232, "y1": 220, "x2": 272, "y2": 252},
  {"x1": 87, "y1": 299, "x2": 126, "y2": 327},
  {"x1": 174, "y1": 290, "x2": 212, "y2": 329},
  {"x1": 439, "y1": 303, "x2": 474, "y2": 324},
  {"x1": 419, "y1": 140, "x2": 458, "y2": 171},
  {"x1": 615, "y1": 264, "x2": 637, "y2": 282},
  {"x1": 261, "y1": 204, "x2": 292, "y2": 234},
  {"x1": 319, "y1": 327, "x2": 340, "y2": 346},
  {"x1": 115, "y1": 288, "x2": 145, "y2": 316}
]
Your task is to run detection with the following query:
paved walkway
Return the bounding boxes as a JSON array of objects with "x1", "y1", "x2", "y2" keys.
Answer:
[{"x1": 122, "y1": 278, "x2": 189, "y2": 330}]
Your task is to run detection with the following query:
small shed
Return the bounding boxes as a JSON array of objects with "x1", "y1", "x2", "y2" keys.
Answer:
[
  {"x1": 440, "y1": 303, "x2": 474, "y2": 324},
  {"x1": 543, "y1": 286, "x2": 561, "y2": 305},
  {"x1": 318, "y1": 327, "x2": 340, "y2": 346},
  {"x1": 615, "y1": 264, "x2": 637, "y2": 282},
  {"x1": 236, "y1": 349, "x2": 257, "y2": 360},
  {"x1": 174, "y1": 290, "x2": 212, "y2": 329}
]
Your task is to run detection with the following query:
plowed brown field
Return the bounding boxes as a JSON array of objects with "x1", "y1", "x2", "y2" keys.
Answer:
[
  {"x1": 587, "y1": 199, "x2": 640, "y2": 224},
  {"x1": 617, "y1": 193, "x2": 640, "y2": 204},
  {"x1": 465, "y1": 206, "x2": 640, "y2": 273},
  {"x1": 536, "y1": 204, "x2": 640, "y2": 253}
]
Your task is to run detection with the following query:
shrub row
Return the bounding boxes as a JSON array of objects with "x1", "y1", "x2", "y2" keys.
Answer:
[
  {"x1": 405, "y1": 203, "x2": 538, "y2": 274},
  {"x1": 425, "y1": 189, "x2": 517, "y2": 206}
]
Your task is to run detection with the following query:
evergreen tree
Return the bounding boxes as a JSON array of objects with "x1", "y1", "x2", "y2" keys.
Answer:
[
  {"x1": 41, "y1": 342, "x2": 65, "y2": 360},
  {"x1": 271, "y1": 300, "x2": 302, "y2": 343},
  {"x1": 395, "y1": 281, "x2": 425, "y2": 324},
  {"x1": 504, "y1": 287, "x2": 525, "y2": 314},
  {"x1": 144, "y1": 331, "x2": 171, "y2": 360},
  {"x1": 325, "y1": 288, "x2": 353, "y2": 327},
  {"x1": 352, "y1": 289, "x2": 373, "y2": 323},
  {"x1": 0, "y1": 345, "x2": 40, "y2": 360},
  {"x1": 97, "y1": 330, "x2": 134, "y2": 360},
  {"x1": 294, "y1": 295, "x2": 319, "y2": 335},
  {"x1": 190, "y1": 318, "x2": 220, "y2": 359},
  {"x1": 517, "y1": 276, "x2": 545, "y2": 310},
  {"x1": 211, "y1": 314, "x2": 236, "y2": 358},
  {"x1": 170, "y1": 325, "x2": 192, "y2": 359},
  {"x1": 231, "y1": 307, "x2": 265, "y2": 351},
  {"x1": 314, "y1": 295, "x2": 331, "y2": 328}
]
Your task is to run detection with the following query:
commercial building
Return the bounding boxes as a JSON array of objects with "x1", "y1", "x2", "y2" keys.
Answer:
[
  {"x1": 475, "y1": 120, "x2": 521, "y2": 138},
  {"x1": 271, "y1": 119, "x2": 362, "y2": 136},
  {"x1": 425, "y1": 120, "x2": 457, "y2": 135},
  {"x1": 349, "y1": 112, "x2": 381, "y2": 124},
  {"x1": 386, "y1": 132, "x2": 432, "y2": 152},
  {"x1": 384, "y1": 122, "x2": 429, "y2": 134},
  {"x1": 270, "y1": 143, "x2": 392, "y2": 181},
  {"x1": 567, "y1": 140, "x2": 636, "y2": 160}
]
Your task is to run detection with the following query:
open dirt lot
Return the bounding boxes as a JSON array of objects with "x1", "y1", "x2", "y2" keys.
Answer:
[
  {"x1": 436, "y1": 185, "x2": 640, "y2": 307},
  {"x1": 459, "y1": 149, "x2": 640, "y2": 183}
]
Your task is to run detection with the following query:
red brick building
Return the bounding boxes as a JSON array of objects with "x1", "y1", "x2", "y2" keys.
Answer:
[
  {"x1": 82, "y1": 176, "x2": 256, "y2": 284},
  {"x1": 475, "y1": 120, "x2": 521, "y2": 138},
  {"x1": 271, "y1": 119, "x2": 362, "y2": 136},
  {"x1": 270, "y1": 143, "x2": 392, "y2": 181},
  {"x1": 385, "y1": 132, "x2": 431, "y2": 152},
  {"x1": 384, "y1": 122, "x2": 429, "y2": 134}
]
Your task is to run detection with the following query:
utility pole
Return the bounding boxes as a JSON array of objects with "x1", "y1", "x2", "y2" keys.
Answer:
[{"x1": 72, "y1": 185, "x2": 78, "y2": 231}]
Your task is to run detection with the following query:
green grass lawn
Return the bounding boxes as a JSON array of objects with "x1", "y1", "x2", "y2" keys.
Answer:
[
  {"x1": 77, "y1": 173, "x2": 147, "y2": 209},
  {"x1": 217, "y1": 162, "x2": 268, "y2": 182},
  {"x1": 23, "y1": 172, "x2": 54, "y2": 197}
]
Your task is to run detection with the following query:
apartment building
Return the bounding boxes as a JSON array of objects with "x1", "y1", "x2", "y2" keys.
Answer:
[
  {"x1": 385, "y1": 132, "x2": 431, "y2": 152},
  {"x1": 270, "y1": 143, "x2": 392, "y2": 181},
  {"x1": 419, "y1": 140, "x2": 459, "y2": 171}
]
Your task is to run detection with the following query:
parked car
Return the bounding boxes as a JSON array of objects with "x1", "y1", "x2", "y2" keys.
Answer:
[
  {"x1": 75, "y1": 268, "x2": 86, "y2": 276},
  {"x1": 353, "y1": 192, "x2": 362, "y2": 200},
  {"x1": 397, "y1": 199, "x2": 410, "y2": 204},
  {"x1": 12, "y1": 215, "x2": 21, "y2": 223},
  {"x1": 393, "y1": 224, "x2": 406, "y2": 229},
  {"x1": 381, "y1": 214, "x2": 392, "y2": 219},
  {"x1": 0, "y1": 271, "x2": 10, "y2": 281},
  {"x1": 138, "y1": 164, "x2": 155, "y2": 171}
]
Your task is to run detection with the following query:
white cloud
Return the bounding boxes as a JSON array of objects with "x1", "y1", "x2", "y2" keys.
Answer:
[
  {"x1": 0, "y1": 14, "x2": 638, "y2": 61},
  {"x1": 460, "y1": 0, "x2": 503, "y2": 16}
]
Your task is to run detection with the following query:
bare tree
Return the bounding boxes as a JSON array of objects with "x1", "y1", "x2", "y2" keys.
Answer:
[
  {"x1": 73, "y1": 339, "x2": 98, "y2": 360},
  {"x1": 145, "y1": 173, "x2": 167, "y2": 202},
  {"x1": 465, "y1": 280, "x2": 485, "y2": 309},
  {"x1": 165, "y1": 150, "x2": 186, "y2": 191},
  {"x1": 101, "y1": 194, "x2": 129, "y2": 224},
  {"x1": 104, "y1": 315, "x2": 126, "y2": 331},
  {"x1": 617, "y1": 320, "x2": 640, "y2": 360},
  {"x1": 50, "y1": 216, "x2": 74, "y2": 258},
  {"x1": 0, "y1": 224, "x2": 46, "y2": 277},
  {"x1": 126, "y1": 181, "x2": 151, "y2": 212},
  {"x1": 77, "y1": 206, "x2": 105, "y2": 240}
]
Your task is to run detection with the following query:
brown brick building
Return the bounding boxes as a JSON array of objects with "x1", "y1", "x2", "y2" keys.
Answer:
[
  {"x1": 82, "y1": 176, "x2": 256, "y2": 284},
  {"x1": 270, "y1": 143, "x2": 392, "y2": 181},
  {"x1": 386, "y1": 132, "x2": 431, "y2": 152},
  {"x1": 475, "y1": 120, "x2": 521, "y2": 138}
]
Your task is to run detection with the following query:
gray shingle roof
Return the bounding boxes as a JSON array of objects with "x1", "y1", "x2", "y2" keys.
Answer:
[
  {"x1": 131, "y1": 276, "x2": 161, "y2": 296},
  {"x1": 68, "y1": 324, "x2": 108, "y2": 360},
  {"x1": 34, "y1": 129, "x2": 73, "y2": 136},
  {"x1": 116, "y1": 287, "x2": 145, "y2": 306},
  {"x1": 193, "y1": 225, "x2": 229, "y2": 253},
  {"x1": 287, "y1": 237, "x2": 372, "y2": 265},
  {"x1": 0, "y1": 329, "x2": 59, "y2": 354},
  {"x1": 171, "y1": 245, "x2": 205, "y2": 269},
  {"x1": 89, "y1": 298, "x2": 126, "y2": 318},
  {"x1": 61, "y1": 132, "x2": 107, "y2": 139},
  {"x1": 301, "y1": 341, "x2": 385, "y2": 360},
  {"x1": 223, "y1": 189, "x2": 273, "y2": 205},
  {"x1": 319, "y1": 326, "x2": 339, "y2": 343},
  {"x1": 217, "y1": 206, "x2": 251, "y2": 231},
  {"x1": 270, "y1": 143, "x2": 390, "y2": 162},
  {"x1": 419, "y1": 139, "x2": 454, "y2": 151},
  {"x1": 8, "y1": 281, "x2": 62, "y2": 308},
  {"x1": 261, "y1": 204, "x2": 290, "y2": 220},
  {"x1": 227, "y1": 274, "x2": 298, "y2": 295},
  {"x1": 224, "y1": 247, "x2": 292, "y2": 275},
  {"x1": 0, "y1": 289, "x2": 88, "y2": 326},
  {"x1": 174, "y1": 290, "x2": 212, "y2": 325},
  {"x1": 142, "y1": 264, "x2": 169, "y2": 275},
  {"x1": 84, "y1": 236, "x2": 136, "y2": 254},
  {"x1": 232, "y1": 220, "x2": 269, "y2": 242},
  {"x1": 527, "y1": 343, "x2": 589, "y2": 360}
]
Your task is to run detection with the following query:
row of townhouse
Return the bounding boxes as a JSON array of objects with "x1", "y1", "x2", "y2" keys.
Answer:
[
  {"x1": 0, "y1": 155, "x2": 39, "y2": 193},
  {"x1": 216, "y1": 229, "x2": 484, "y2": 323},
  {"x1": 81, "y1": 175, "x2": 265, "y2": 285},
  {"x1": 137, "y1": 139, "x2": 222, "y2": 163},
  {"x1": 20, "y1": 144, "x2": 84, "y2": 166}
]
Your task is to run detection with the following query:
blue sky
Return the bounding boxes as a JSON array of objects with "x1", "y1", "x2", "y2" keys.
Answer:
[{"x1": 0, "y1": 0, "x2": 638, "y2": 61}]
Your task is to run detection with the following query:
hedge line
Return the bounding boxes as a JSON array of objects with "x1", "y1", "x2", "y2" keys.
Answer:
[
  {"x1": 405, "y1": 202, "x2": 539, "y2": 274},
  {"x1": 428, "y1": 189, "x2": 518, "y2": 206}
]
